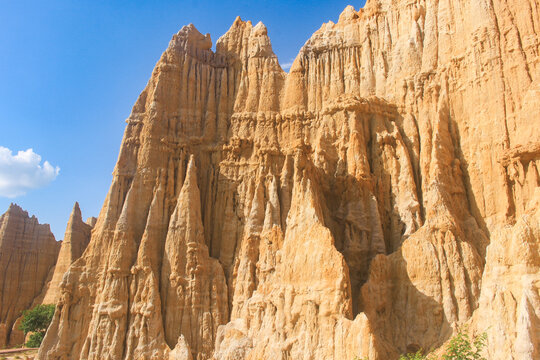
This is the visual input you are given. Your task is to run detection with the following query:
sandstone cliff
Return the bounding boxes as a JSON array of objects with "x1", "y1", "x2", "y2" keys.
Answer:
[
  {"x1": 0, "y1": 204, "x2": 60, "y2": 348},
  {"x1": 37, "y1": 0, "x2": 540, "y2": 359}
]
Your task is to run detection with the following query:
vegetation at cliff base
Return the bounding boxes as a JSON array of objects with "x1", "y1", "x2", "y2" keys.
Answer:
[
  {"x1": 399, "y1": 351, "x2": 430, "y2": 360},
  {"x1": 441, "y1": 329, "x2": 487, "y2": 360},
  {"x1": 398, "y1": 328, "x2": 487, "y2": 360},
  {"x1": 356, "y1": 328, "x2": 487, "y2": 360},
  {"x1": 19, "y1": 304, "x2": 55, "y2": 348}
]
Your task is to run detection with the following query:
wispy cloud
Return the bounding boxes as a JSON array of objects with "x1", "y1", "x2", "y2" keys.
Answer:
[
  {"x1": 281, "y1": 58, "x2": 295, "y2": 71},
  {"x1": 0, "y1": 146, "x2": 60, "y2": 198}
]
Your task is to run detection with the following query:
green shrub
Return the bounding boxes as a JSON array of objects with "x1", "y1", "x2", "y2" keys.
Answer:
[
  {"x1": 25, "y1": 332, "x2": 45, "y2": 348},
  {"x1": 19, "y1": 304, "x2": 55, "y2": 348},
  {"x1": 395, "y1": 328, "x2": 487, "y2": 360},
  {"x1": 399, "y1": 350, "x2": 430, "y2": 360},
  {"x1": 442, "y1": 328, "x2": 487, "y2": 360}
]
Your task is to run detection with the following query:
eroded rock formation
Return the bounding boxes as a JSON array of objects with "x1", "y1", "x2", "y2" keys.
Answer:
[
  {"x1": 0, "y1": 204, "x2": 60, "y2": 348},
  {"x1": 37, "y1": 0, "x2": 540, "y2": 359}
]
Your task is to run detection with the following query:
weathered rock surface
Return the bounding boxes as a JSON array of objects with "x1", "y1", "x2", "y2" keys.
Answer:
[
  {"x1": 0, "y1": 204, "x2": 60, "y2": 348},
  {"x1": 37, "y1": 0, "x2": 539, "y2": 359},
  {"x1": 472, "y1": 188, "x2": 540, "y2": 360}
]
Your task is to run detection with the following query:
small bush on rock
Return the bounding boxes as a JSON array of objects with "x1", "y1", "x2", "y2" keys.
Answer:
[
  {"x1": 19, "y1": 304, "x2": 55, "y2": 348},
  {"x1": 355, "y1": 327, "x2": 489, "y2": 360},
  {"x1": 399, "y1": 350, "x2": 430, "y2": 360},
  {"x1": 442, "y1": 328, "x2": 487, "y2": 360}
]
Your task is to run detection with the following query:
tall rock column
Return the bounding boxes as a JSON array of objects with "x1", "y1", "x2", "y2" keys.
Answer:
[
  {"x1": 41, "y1": 202, "x2": 92, "y2": 304},
  {"x1": 161, "y1": 156, "x2": 228, "y2": 359}
]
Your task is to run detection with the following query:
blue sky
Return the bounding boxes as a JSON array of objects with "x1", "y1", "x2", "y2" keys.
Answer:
[{"x1": 0, "y1": 0, "x2": 366, "y2": 239}]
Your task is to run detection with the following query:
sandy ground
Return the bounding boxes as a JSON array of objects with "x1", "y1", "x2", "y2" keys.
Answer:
[{"x1": 0, "y1": 348, "x2": 38, "y2": 360}]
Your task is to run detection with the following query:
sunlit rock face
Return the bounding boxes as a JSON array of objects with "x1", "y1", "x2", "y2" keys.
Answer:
[
  {"x1": 0, "y1": 204, "x2": 60, "y2": 348},
  {"x1": 38, "y1": 1, "x2": 540, "y2": 359}
]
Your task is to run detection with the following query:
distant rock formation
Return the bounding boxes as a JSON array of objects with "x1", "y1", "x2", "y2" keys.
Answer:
[
  {"x1": 85, "y1": 217, "x2": 97, "y2": 228},
  {"x1": 0, "y1": 204, "x2": 60, "y2": 348},
  {"x1": 37, "y1": 0, "x2": 540, "y2": 359},
  {"x1": 0, "y1": 202, "x2": 94, "y2": 348}
]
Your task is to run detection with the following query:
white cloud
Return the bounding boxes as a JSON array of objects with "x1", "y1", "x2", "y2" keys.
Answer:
[
  {"x1": 0, "y1": 146, "x2": 60, "y2": 198},
  {"x1": 281, "y1": 58, "x2": 295, "y2": 71}
]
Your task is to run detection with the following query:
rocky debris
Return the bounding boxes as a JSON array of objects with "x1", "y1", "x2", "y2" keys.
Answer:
[
  {"x1": 37, "y1": 1, "x2": 540, "y2": 359},
  {"x1": 0, "y1": 205, "x2": 60, "y2": 348}
]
